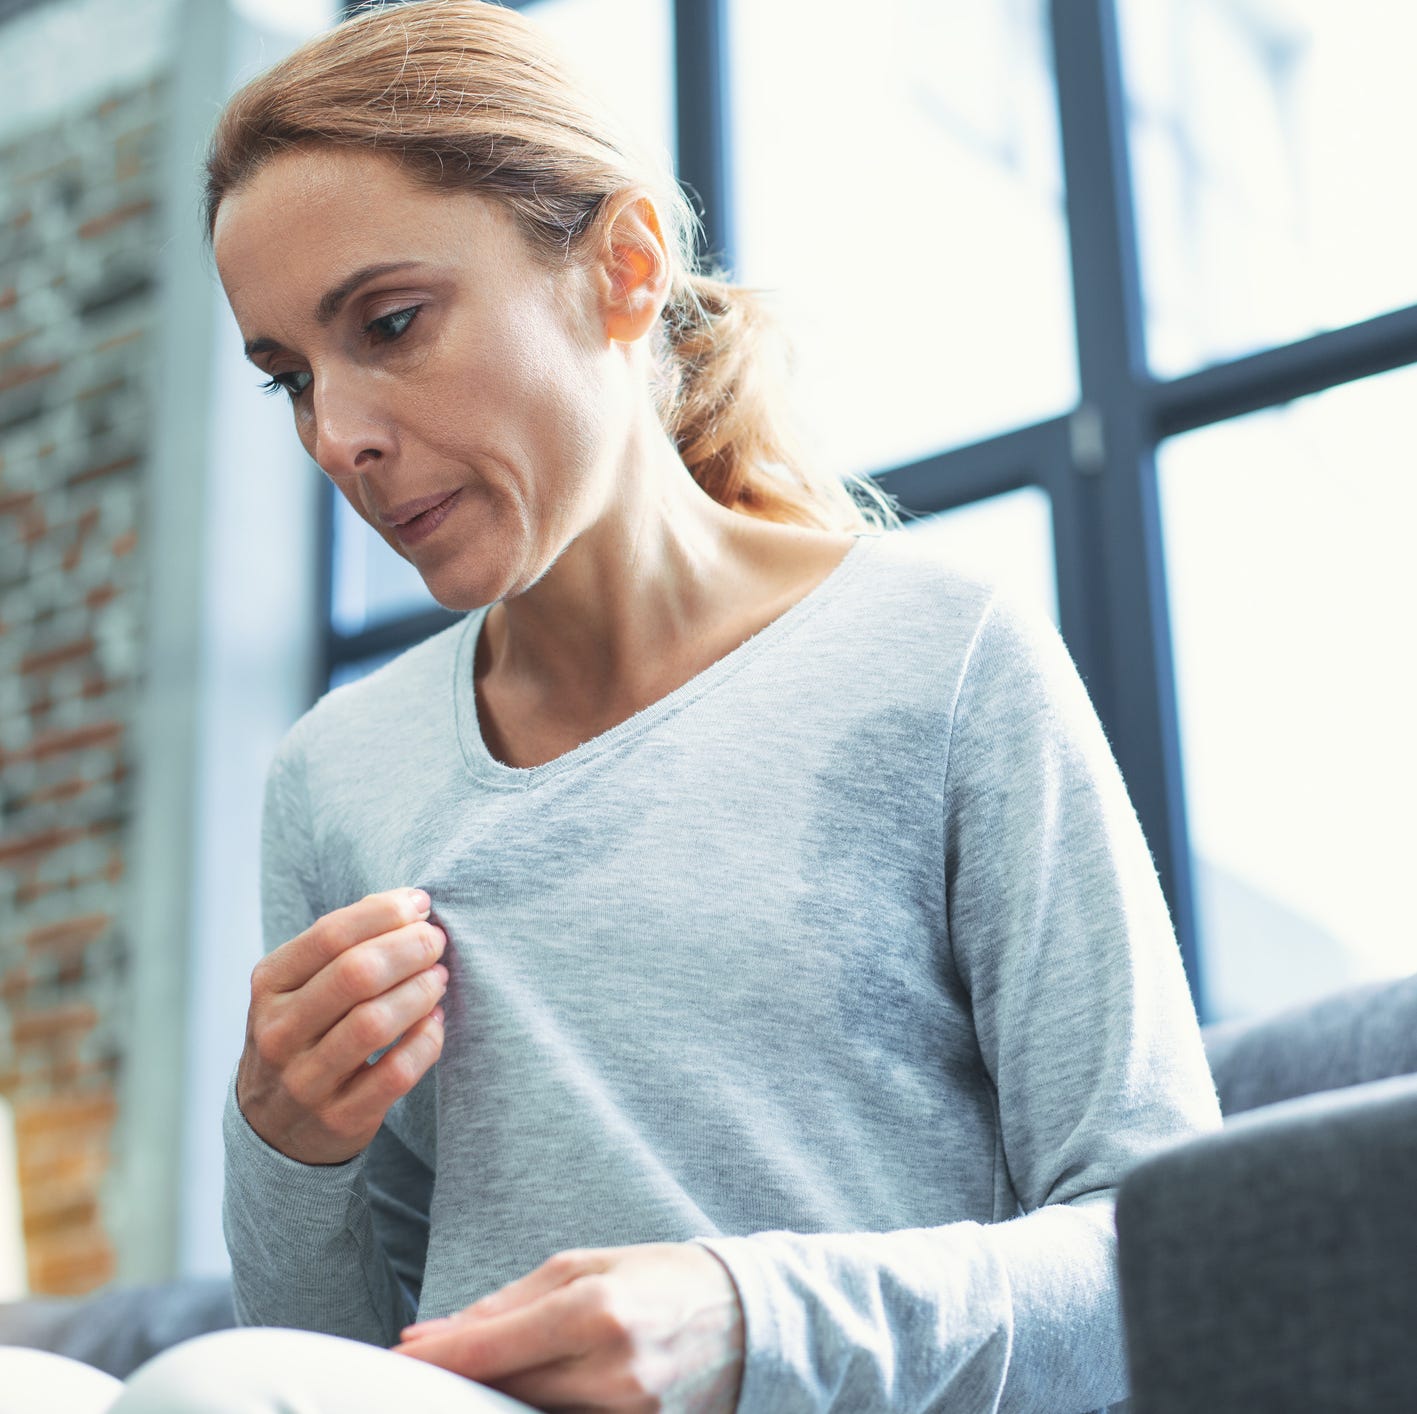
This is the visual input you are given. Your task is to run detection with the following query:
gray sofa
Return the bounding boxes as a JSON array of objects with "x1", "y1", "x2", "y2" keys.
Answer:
[
  {"x1": 1116, "y1": 972, "x2": 1417, "y2": 1413},
  {"x1": 3, "y1": 974, "x2": 1415, "y2": 1405}
]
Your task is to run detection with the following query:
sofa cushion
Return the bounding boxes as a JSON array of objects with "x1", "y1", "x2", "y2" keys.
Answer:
[
  {"x1": 1202, "y1": 972, "x2": 1417, "y2": 1115},
  {"x1": 0, "y1": 1275, "x2": 235, "y2": 1379}
]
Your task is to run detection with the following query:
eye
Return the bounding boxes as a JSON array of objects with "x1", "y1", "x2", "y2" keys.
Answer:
[
  {"x1": 366, "y1": 305, "x2": 421, "y2": 341},
  {"x1": 258, "y1": 370, "x2": 313, "y2": 400}
]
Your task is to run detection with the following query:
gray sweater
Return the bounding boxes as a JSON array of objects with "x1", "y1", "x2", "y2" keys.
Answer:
[{"x1": 223, "y1": 529, "x2": 1221, "y2": 1412}]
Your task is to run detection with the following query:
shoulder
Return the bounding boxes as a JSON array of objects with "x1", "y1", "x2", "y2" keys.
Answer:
[
  {"x1": 853, "y1": 528, "x2": 1000, "y2": 612},
  {"x1": 832, "y1": 529, "x2": 1015, "y2": 674},
  {"x1": 271, "y1": 613, "x2": 473, "y2": 776},
  {"x1": 845, "y1": 532, "x2": 1097, "y2": 744}
]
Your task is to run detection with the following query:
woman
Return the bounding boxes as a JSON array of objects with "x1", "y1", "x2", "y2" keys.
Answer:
[{"x1": 2, "y1": 1, "x2": 1220, "y2": 1409}]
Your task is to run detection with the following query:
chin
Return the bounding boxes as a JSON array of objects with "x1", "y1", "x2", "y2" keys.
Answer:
[{"x1": 418, "y1": 555, "x2": 512, "y2": 616}]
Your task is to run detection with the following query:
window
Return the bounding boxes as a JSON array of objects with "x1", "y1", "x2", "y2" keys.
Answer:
[
  {"x1": 1159, "y1": 366, "x2": 1417, "y2": 1018},
  {"x1": 730, "y1": 0, "x2": 1077, "y2": 477},
  {"x1": 1120, "y1": 0, "x2": 1417, "y2": 377}
]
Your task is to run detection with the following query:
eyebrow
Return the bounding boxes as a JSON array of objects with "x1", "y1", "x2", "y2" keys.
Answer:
[{"x1": 242, "y1": 261, "x2": 425, "y2": 359}]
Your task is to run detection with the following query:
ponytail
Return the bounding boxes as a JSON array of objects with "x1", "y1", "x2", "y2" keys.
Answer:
[{"x1": 661, "y1": 273, "x2": 900, "y2": 532}]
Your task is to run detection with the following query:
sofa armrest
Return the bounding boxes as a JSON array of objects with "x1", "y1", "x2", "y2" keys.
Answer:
[{"x1": 1116, "y1": 1072, "x2": 1417, "y2": 1414}]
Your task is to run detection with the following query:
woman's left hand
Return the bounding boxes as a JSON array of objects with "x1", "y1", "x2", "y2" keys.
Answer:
[{"x1": 393, "y1": 1241, "x2": 745, "y2": 1412}]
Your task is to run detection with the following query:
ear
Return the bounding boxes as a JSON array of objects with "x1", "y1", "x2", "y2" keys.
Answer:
[{"x1": 596, "y1": 191, "x2": 672, "y2": 345}]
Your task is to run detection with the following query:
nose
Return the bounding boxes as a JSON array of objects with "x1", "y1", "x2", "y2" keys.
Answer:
[{"x1": 308, "y1": 373, "x2": 395, "y2": 479}]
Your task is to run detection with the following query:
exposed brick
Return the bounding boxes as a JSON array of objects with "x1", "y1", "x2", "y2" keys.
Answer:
[
  {"x1": 20, "y1": 636, "x2": 96, "y2": 674},
  {"x1": 28, "y1": 1237, "x2": 115, "y2": 1297},
  {"x1": 76, "y1": 199, "x2": 153, "y2": 241},
  {"x1": 93, "y1": 328, "x2": 144, "y2": 355},
  {"x1": 80, "y1": 673, "x2": 122, "y2": 700},
  {"x1": 68, "y1": 453, "x2": 138, "y2": 488},
  {"x1": 0, "y1": 361, "x2": 62, "y2": 394},
  {"x1": 43, "y1": 1058, "x2": 119, "y2": 1092},
  {"x1": 59, "y1": 506, "x2": 102, "y2": 569},
  {"x1": 1, "y1": 719, "x2": 122, "y2": 766},
  {"x1": 10, "y1": 1003, "x2": 99, "y2": 1047},
  {"x1": 0, "y1": 824, "x2": 86, "y2": 865},
  {"x1": 0, "y1": 966, "x2": 33, "y2": 1000},
  {"x1": 2, "y1": 71, "x2": 165, "y2": 1297},
  {"x1": 23, "y1": 913, "x2": 111, "y2": 957},
  {"x1": 20, "y1": 507, "x2": 48, "y2": 544},
  {"x1": 21, "y1": 777, "x2": 93, "y2": 807},
  {"x1": 74, "y1": 377, "x2": 126, "y2": 405},
  {"x1": 14, "y1": 1094, "x2": 116, "y2": 1162},
  {"x1": 0, "y1": 329, "x2": 37, "y2": 357},
  {"x1": 23, "y1": 1195, "x2": 99, "y2": 1241}
]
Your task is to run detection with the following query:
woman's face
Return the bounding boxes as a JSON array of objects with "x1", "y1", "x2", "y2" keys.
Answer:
[{"x1": 213, "y1": 147, "x2": 626, "y2": 611}]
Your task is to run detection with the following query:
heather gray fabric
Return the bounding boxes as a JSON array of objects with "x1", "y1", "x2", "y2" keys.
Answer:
[
  {"x1": 224, "y1": 530, "x2": 1221, "y2": 1413},
  {"x1": 1116, "y1": 1071, "x2": 1417, "y2": 1414},
  {"x1": 1203, "y1": 972, "x2": 1417, "y2": 1116}
]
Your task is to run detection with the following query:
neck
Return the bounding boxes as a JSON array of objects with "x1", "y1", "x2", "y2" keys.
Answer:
[{"x1": 476, "y1": 411, "x2": 848, "y2": 725}]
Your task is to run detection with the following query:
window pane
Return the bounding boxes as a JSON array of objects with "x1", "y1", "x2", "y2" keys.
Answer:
[
  {"x1": 523, "y1": 0, "x2": 674, "y2": 160},
  {"x1": 330, "y1": 490, "x2": 438, "y2": 637},
  {"x1": 729, "y1": 0, "x2": 1078, "y2": 479},
  {"x1": 1119, "y1": 0, "x2": 1417, "y2": 379},
  {"x1": 1158, "y1": 366, "x2": 1417, "y2": 1021},
  {"x1": 899, "y1": 486, "x2": 1058, "y2": 627}
]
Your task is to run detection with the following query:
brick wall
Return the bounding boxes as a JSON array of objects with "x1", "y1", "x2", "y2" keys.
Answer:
[{"x1": 0, "y1": 77, "x2": 165, "y2": 1296}]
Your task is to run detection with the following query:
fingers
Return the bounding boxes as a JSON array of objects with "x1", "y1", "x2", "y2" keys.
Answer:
[
  {"x1": 295, "y1": 920, "x2": 447, "y2": 1039},
  {"x1": 454, "y1": 1249, "x2": 607, "y2": 1324},
  {"x1": 328, "y1": 1006, "x2": 447, "y2": 1134},
  {"x1": 302, "y1": 959, "x2": 450, "y2": 1080},
  {"x1": 394, "y1": 1245, "x2": 746, "y2": 1410},
  {"x1": 236, "y1": 886, "x2": 449, "y2": 1165},
  {"x1": 255, "y1": 888, "x2": 432, "y2": 995},
  {"x1": 396, "y1": 1280, "x2": 605, "y2": 1385}
]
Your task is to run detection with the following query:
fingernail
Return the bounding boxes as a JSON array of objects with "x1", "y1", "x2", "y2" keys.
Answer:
[
  {"x1": 409, "y1": 889, "x2": 431, "y2": 916},
  {"x1": 432, "y1": 963, "x2": 449, "y2": 986},
  {"x1": 431, "y1": 1004, "x2": 445, "y2": 1025}
]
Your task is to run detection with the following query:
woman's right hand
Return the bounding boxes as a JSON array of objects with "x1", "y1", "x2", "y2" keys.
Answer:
[{"x1": 235, "y1": 888, "x2": 448, "y2": 1165}]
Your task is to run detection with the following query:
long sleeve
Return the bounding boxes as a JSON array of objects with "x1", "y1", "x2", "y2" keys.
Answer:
[
  {"x1": 221, "y1": 724, "x2": 431, "y2": 1346},
  {"x1": 695, "y1": 591, "x2": 1222, "y2": 1413}
]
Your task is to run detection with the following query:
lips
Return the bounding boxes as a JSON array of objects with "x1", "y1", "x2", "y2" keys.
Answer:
[
  {"x1": 379, "y1": 489, "x2": 461, "y2": 528},
  {"x1": 389, "y1": 488, "x2": 462, "y2": 547}
]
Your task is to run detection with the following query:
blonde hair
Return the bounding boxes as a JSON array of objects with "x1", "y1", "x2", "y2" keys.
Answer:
[{"x1": 203, "y1": 0, "x2": 900, "y2": 533}]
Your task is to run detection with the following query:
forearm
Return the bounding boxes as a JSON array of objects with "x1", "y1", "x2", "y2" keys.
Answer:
[
  {"x1": 695, "y1": 1198, "x2": 1124, "y2": 1414},
  {"x1": 222, "y1": 1074, "x2": 412, "y2": 1345}
]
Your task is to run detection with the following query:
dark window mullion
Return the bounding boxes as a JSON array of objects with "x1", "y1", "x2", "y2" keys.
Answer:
[
  {"x1": 875, "y1": 416, "x2": 1066, "y2": 517},
  {"x1": 1151, "y1": 302, "x2": 1417, "y2": 439},
  {"x1": 673, "y1": 0, "x2": 733, "y2": 269},
  {"x1": 327, "y1": 605, "x2": 463, "y2": 672},
  {"x1": 1051, "y1": 0, "x2": 1202, "y2": 1003}
]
